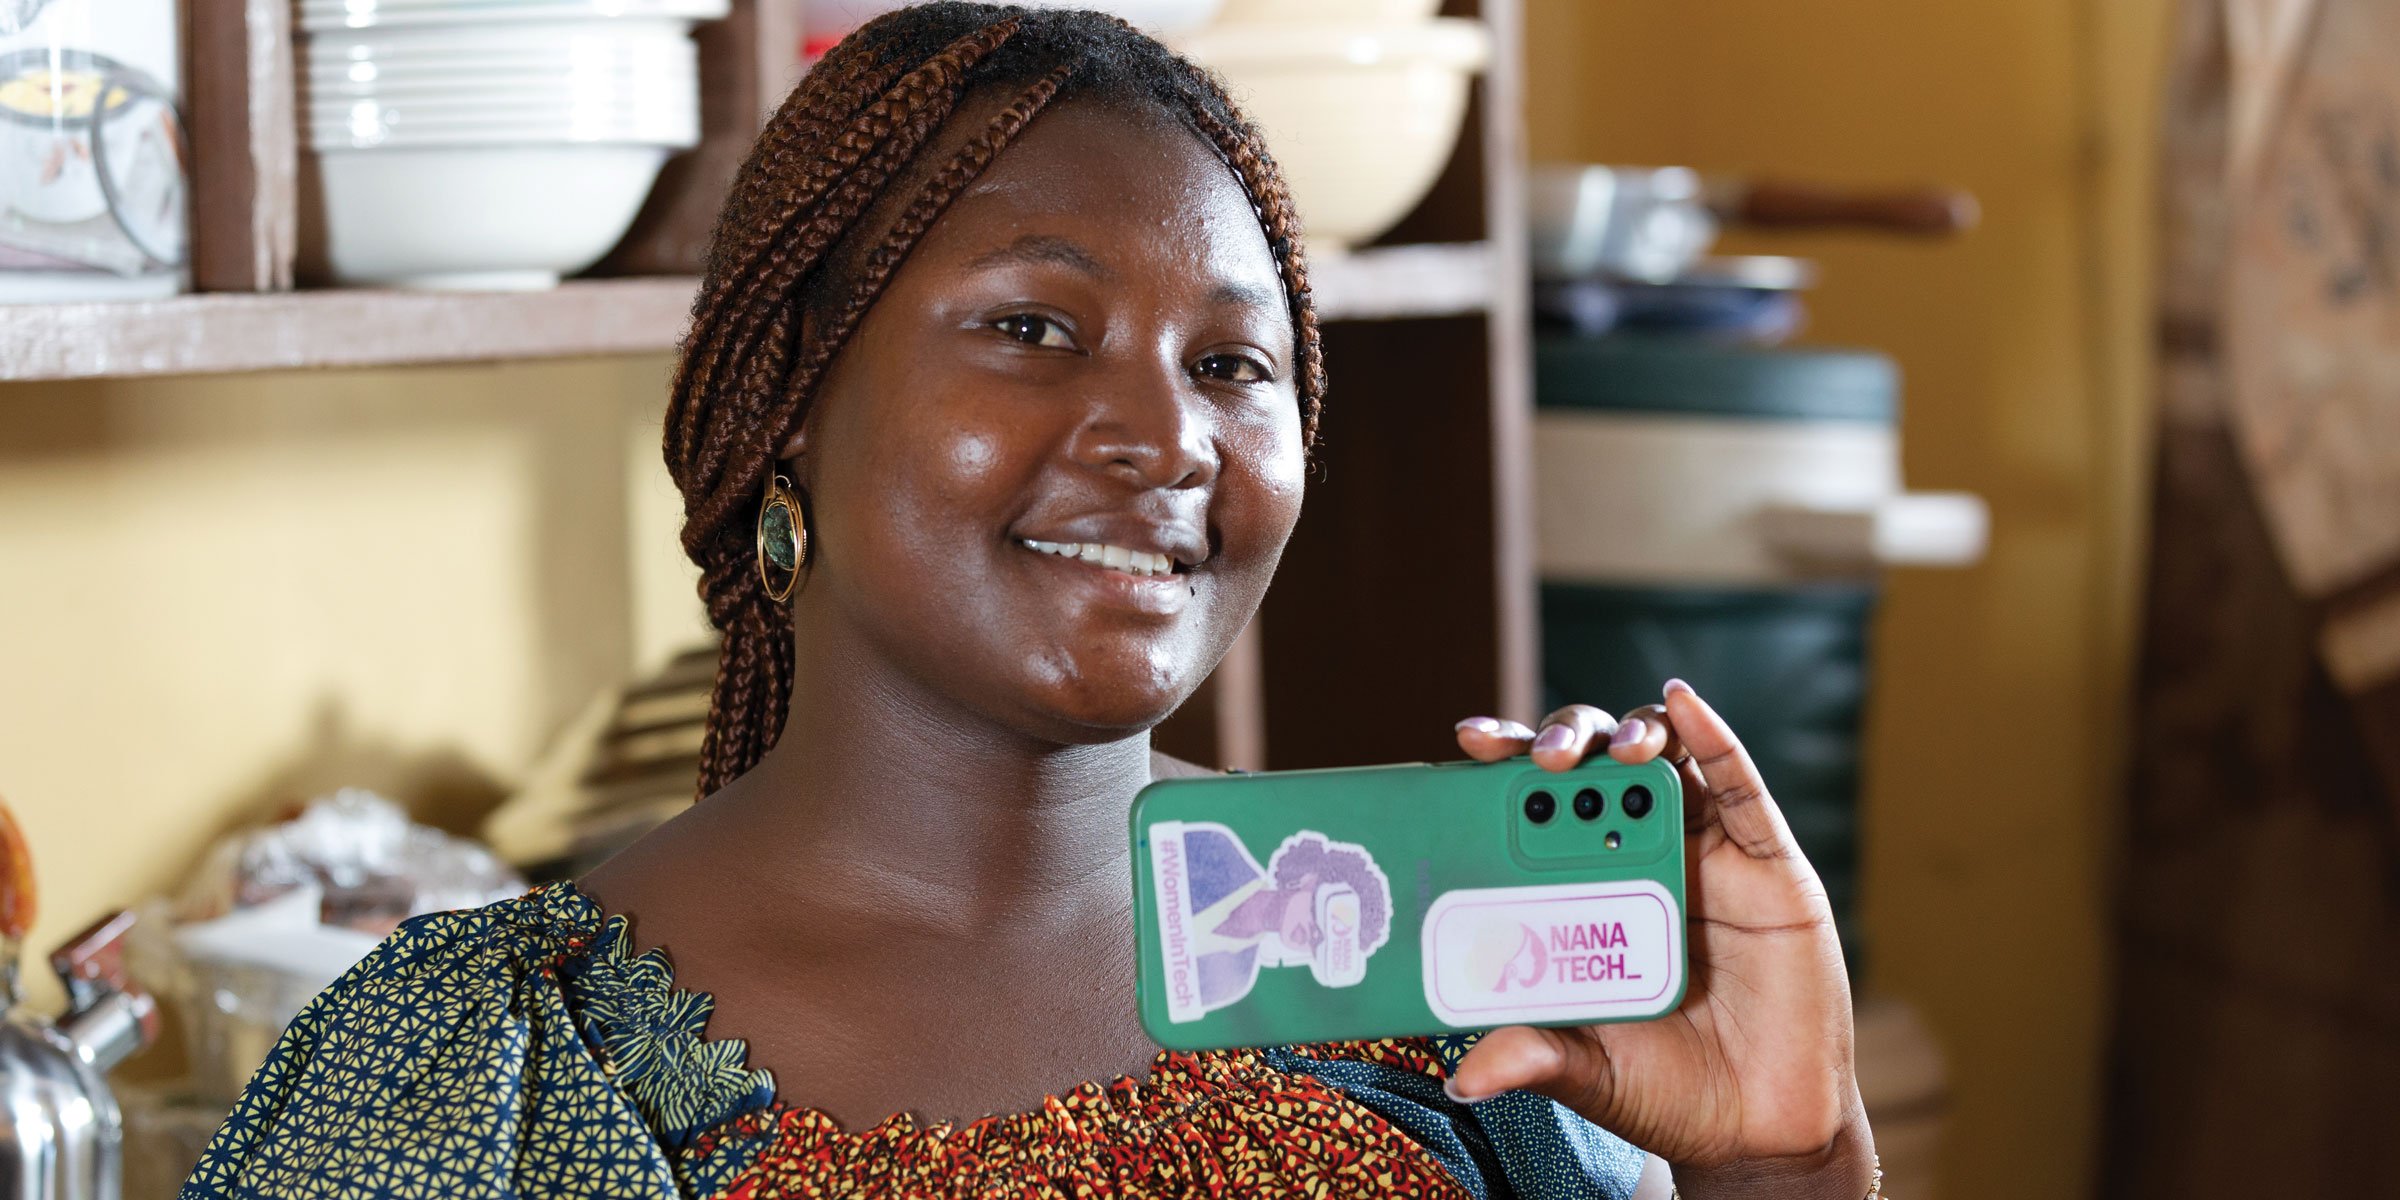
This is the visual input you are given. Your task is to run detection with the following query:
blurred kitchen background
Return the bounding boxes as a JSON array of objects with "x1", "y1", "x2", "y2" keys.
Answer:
[{"x1": 4, "y1": 0, "x2": 2397, "y2": 1195}]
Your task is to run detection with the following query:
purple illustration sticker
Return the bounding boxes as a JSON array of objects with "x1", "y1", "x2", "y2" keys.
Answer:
[{"x1": 1148, "y1": 822, "x2": 1393, "y2": 1024}]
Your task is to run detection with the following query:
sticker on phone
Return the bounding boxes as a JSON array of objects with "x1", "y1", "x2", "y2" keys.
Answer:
[
  {"x1": 1421, "y1": 880, "x2": 1682, "y2": 1027},
  {"x1": 1147, "y1": 822, "x2": 1393, "y2": 1024}
]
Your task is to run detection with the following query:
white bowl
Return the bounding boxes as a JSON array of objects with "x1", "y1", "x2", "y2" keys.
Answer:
[
  {"x1": 305, "y1": 68, "x2": 699, "y2": 99},
  {"x1": 1214, "y1": 0, "x2": 1439, "y2": 22},
  {"x1": 299, "y1": 0, "x2": 726, "y2": 31},
  {"x1": 305, "y1": 18, "x2": 698, "y2": 54},
  {"x1": 305, "y1": 72, "x2": 698, "y2": 105},
  {"x1": 309, "y1": 105, "x2": 700, "y2": 149},
  {"x1": 304, "y1": 43, "x2": 697, "y2": 67},
  {"x1": 305, "y1": 143, "x2": 672, "y2": 288},
  {"x1": 1174, "y1": 18, "x2": 1490, "y2": 252}
]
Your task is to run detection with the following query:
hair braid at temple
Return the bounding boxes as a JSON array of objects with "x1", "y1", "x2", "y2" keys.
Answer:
[{"x1": 665, "y1": 3, "x2": 1329, "y2": 797}]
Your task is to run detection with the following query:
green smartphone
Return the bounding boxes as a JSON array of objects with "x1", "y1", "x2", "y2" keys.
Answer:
[{"x1": 1131, "y1": 756, "x2": 1687, "y2": 1051}]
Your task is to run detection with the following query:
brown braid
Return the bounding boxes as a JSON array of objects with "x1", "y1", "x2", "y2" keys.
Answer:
[{"x1": 664, "y1": 3, "x2": 1327, "y2": 798}]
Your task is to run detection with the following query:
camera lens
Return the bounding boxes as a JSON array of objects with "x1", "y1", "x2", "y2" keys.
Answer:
[
  {"x1": 1573, "y1": 788, "x2": 1604, "y2": 820},
  {"x1": 1523, "y1": 789, "x2": 1557, "y2": 824},
  {"x1": 1620, "y1": 785, "x2": 1654, "y2": 819}
]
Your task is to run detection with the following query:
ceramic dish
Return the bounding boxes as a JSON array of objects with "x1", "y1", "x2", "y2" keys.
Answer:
[
  {"x1": 308, "y1": 109, "x2": 700, "y2": 150},
  {"x1": 307, "y1": 142, "x2": 674, "y2": 288},
  {"x1": 1173, "y1": 18, "x2": 1490, "y2": 251},
  {"x1": 299, "y1": 0, "x2": 725, "y2": 31},
  {"x1": 304, "y1": 67, "x2": 699, "y2": 97},
  {"x1": 305, "y1": 18, "x2": 698, "y2": 53},
  {"x1": 1213, "y1": 0, "x2": 1439, "y2": 22}
]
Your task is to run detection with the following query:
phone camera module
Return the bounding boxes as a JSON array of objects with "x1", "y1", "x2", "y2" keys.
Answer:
[
  {"x1": 1620, "y1": 785, "x2": 1655, "y2": 819},
  {"x1": 1523, "y1": 790, "x2": 1557, "y2": 824},
  {"x1": 1572, "y1": 788, "x2": 1604, "y2": 820}
]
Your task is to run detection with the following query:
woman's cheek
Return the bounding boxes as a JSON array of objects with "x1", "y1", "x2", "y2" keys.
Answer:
[{"x1": 934, "y1": 429, "x2": 1007, "y2": 495}]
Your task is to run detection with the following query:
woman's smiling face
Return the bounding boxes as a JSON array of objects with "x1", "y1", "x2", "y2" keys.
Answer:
[{"x1": 790, "y1": 97, "x2": 1306, "y2": 744}]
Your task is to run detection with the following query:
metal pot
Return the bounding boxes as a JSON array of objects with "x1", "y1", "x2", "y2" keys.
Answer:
[{"x1": 1528, "y1": 163, "x2": 1979, "y2": 282}]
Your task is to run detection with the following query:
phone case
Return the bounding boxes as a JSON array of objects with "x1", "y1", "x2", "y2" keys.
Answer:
[{"x1": 1131, "y1": 756, "x2": 1686, "y2": 1051}]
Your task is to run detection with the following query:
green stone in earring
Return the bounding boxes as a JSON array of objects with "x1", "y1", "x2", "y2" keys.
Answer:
[{"x1": 762, "y1": 502, "x2": 799, "y2": 572}]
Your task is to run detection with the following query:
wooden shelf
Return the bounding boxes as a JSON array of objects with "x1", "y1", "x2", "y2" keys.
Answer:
[{"x1": 0, "y1": 242, "x2": 1496, "y2": 383}]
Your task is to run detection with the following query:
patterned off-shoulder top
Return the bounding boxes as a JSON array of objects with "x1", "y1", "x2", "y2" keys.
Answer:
[{"x1": 180, "y1": 883, "x2": 1645, "y2": 1199}]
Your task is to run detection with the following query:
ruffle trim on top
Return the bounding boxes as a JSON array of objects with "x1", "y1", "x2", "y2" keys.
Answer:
[
  {"x1": 717, "y1": 1048, "x2": 1472, "y2": 1200},
  {"x1": 530, "y1": 882, "x2": 1473, "y2": 1199}
]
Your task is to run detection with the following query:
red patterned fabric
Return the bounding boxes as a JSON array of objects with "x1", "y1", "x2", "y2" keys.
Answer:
[{"x1": 719, "y1": 1046, "x2": 1473, "y2": 1199}]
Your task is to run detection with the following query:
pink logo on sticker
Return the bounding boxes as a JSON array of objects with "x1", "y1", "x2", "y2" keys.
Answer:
[{"x1": 1421, "y1": 880, "x2": 1682, "y2": 1026}]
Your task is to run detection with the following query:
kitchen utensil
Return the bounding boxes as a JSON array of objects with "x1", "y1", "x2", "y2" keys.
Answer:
[
  {"x1": 1528, "y1": 163, "x2": 1978, "y2": 281},
  {"x1": 0, "y1": 796, "x2": 159, "y2": 1200},
  {"x1": 297, "y1": 7, "x2": 705, "y2": 288},
  {"x1": 305, "y1": 142, "x2": 677, "y2": 287},
  {"x1": 1173, "y1": 18, "x2": 1491, "y2": 252},
  {"x1": 304, "y1": 0, "x2": 725, "y2": 29},
  {"x1": 1535, "y1": 255, "x2": 1817, "y2": 343},
  {"x1": 1215, "y1": 0, "x2": 1440, "y2": 22},
  {"x1": 0, "y1": 0, "x2": 186, "y2": 302}
]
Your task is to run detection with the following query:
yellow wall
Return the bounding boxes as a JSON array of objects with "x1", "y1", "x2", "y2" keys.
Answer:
[
  {"x1": 0, "y1": 357, "x2": 707, "y2": 1015},
  {"x1": 1523, "y1": 1, "x2": 2167, "y2": 1197}
]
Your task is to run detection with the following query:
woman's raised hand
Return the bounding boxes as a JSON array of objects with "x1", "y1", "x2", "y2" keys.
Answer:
[{"x1": 1448, "y1": 681, "x2": 1877, "y2": 1199}]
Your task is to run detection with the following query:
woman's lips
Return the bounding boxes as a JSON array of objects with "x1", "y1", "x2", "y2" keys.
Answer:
[{"x1": 1016, "y1": 538, "x2": 1191, "y2": 615}]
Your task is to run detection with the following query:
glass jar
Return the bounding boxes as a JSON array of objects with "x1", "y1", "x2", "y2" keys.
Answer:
[{"x1": 0, "y1": 0, "x2": 187, "y2": 301}]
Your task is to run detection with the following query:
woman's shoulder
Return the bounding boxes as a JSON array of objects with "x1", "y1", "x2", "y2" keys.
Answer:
[
  {"x1": 339, "y1": 881, "x2": 607, "y2": 993},
  {"x1": 181, "y1": 885, "x2": 692, "y2": 1200}
]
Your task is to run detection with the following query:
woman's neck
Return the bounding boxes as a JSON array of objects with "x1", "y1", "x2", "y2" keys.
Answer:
[{"x1": 687, "y1": 619, "x2": 1157, "y2": 934}]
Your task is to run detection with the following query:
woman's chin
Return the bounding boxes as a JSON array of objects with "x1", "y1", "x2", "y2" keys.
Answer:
[{"x1": 1013, "y1": 678, "x2": 1199, "y2": 747}]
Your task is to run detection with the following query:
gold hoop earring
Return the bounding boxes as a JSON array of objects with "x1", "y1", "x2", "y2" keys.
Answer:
[{"x1": 756, "y1": 473, "x2": 807, "y2": 603}]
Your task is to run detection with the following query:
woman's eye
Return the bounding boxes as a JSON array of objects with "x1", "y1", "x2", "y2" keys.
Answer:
[
  {"x1": 1195, "y1": 352, "x2": 1271, "y2": 384},
  {"x1": 994, "y1": 314, "x2": 1074, "y2": 349}
]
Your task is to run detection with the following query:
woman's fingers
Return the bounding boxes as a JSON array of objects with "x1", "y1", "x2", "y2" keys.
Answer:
[
  {"x1": 1446, "y1": 1025, "x2": 1618, "y2": 1113},
  {"x1": 1604, "y1": 703, "x2": 1681, "y2": 765},
  {"x1": 1660, "y1": 680, "x2": 1795, "y2": 858},
  {"x1": 1531, "y1": 704, "x2": 1618, "y2": 771},
  {"x1": 1454, "y1": 716, "x2": 1538, "y2": 762}
]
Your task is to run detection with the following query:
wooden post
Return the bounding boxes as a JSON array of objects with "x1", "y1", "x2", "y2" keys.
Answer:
[{"x1": 183, "y1": 0, "x2": 296, "y2": 292}]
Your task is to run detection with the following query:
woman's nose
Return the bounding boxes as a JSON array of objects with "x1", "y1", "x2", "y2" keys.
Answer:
[{"x1": 1069, "y1": 354, "x2": 1220, "y2": 491}]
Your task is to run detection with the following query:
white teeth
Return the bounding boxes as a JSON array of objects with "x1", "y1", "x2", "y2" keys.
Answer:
[{"x1": 1020, "y1": 539, "x2": 1179, "y2": 577}]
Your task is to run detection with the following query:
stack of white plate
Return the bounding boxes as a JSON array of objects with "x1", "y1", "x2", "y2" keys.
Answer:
[{"x1": 297, "y1": 0, "x2": 725, "y2": 290}]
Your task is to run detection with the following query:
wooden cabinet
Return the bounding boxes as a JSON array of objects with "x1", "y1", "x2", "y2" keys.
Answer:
[{"x1": 2, "y1": 0, "x2": 1536, "y2": 771}]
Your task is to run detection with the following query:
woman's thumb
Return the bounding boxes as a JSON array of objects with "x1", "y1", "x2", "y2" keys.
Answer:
[{"x1": 1445, "y1": 1025, "x2": 1617, "y2": 1117}]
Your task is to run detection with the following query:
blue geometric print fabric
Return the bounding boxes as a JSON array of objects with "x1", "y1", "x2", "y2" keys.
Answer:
[
  {"x1": 181, "y1": 884, "x2": 1647, "y2": 1199},
  {"x1": 181, "y1": 886, "x2": 769, "y2": 1200},
  {"x1": 1264, "y1": 1037, "x2": 1647, "y2": 1200}
]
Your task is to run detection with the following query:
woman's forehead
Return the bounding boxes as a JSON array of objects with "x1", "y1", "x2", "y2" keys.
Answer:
[{"x1": 923, "y1": 99, "x2": 1280, "y2": 287}]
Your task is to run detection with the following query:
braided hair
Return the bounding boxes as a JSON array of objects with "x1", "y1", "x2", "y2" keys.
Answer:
[{"x1": 663, "y1": 3, "x2": 1326, "y2": 798}]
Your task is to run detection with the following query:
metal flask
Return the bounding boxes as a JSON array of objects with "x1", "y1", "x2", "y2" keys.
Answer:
[{"x1": 0, "y1": 912, "x2": 157, "y2": 1200}]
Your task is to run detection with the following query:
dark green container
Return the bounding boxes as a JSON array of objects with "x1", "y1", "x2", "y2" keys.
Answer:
[{"x1": 1536, "y1": 334, "x2": 1898, "y2": 973}]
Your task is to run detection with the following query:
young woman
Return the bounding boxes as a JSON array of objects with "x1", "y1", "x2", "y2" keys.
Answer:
[{"x1": 183, "y1": 6, "x2": 1875, "y2": 1197}]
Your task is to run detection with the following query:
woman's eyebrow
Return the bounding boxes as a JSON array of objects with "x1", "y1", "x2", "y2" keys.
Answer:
[
  {"x1": 1210, "y1": 280, "x2": 1282, "y2": 313},
  {"x1": 964, "y1": 234, "x2": 1115, "y2": 279}
]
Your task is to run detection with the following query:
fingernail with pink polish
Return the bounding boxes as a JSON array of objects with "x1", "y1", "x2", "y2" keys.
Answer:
[
  {"x1": 1497, "y1": 721, "x2": 1537, "y2": 741},
  {"x1": 1455, "y1": 717, "x2": 1502, "y2": 735},
  {"x1": 1664, "y1": 678, "x2": 1694, "y2": 698},
  {"x1": 1533, "y1": 724, "x2": 1574, "y2": 753},
  {"x1": 1610, "y1": 718, "x2": 1647, "y2": 748}
]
